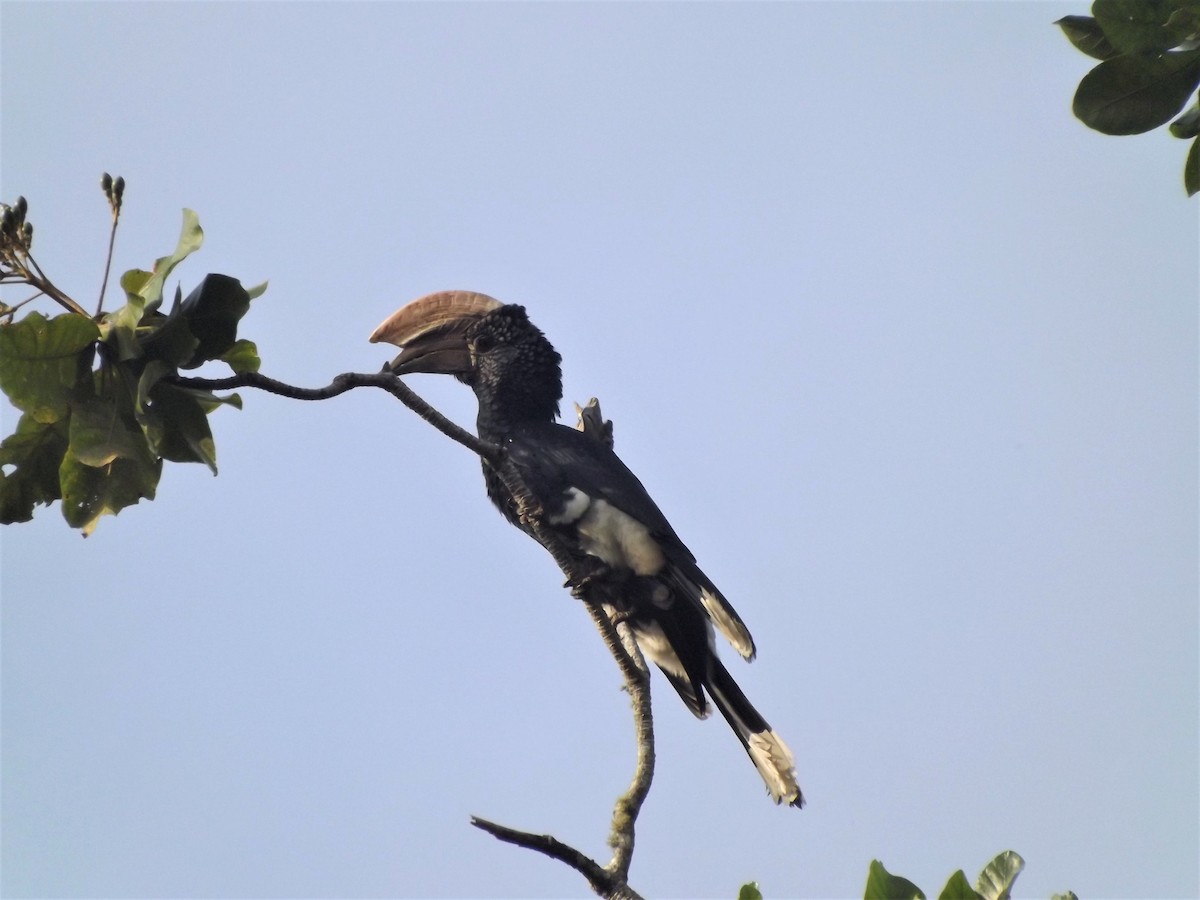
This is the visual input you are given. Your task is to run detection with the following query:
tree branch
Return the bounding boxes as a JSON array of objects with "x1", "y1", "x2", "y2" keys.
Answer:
[
  {"x1": 170, "y1": 369, "x2": 500, "y2": 462},
  {"x1": 469, "y1": 816, "x2": 644, "y2": 900},
  {"x1": 168, "y1": 375, "x2": 653, "y2": 898}
]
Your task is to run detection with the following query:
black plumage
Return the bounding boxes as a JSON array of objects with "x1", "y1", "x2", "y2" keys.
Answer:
[{"x1": 371, "y1": 293, "x2": 803, "y2": 808}]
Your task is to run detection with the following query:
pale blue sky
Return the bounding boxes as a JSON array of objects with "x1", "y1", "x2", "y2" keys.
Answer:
[{"x1": 2, "y1": 3, "x2": 1197, "y2": 898}]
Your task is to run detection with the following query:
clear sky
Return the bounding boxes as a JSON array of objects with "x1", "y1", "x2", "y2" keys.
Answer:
[{"x1": 2, "y1": 3, "x2": 1196, "y2": 898}]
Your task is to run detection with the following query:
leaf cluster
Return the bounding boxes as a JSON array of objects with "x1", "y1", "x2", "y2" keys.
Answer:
[
  {"x1": 1058, "y1": 0, "x2": 1200, "y2": 195},
  {"x1": 861, "y1": 850, "x2": 1075, "y2": 900},
  {"x1": 737, "y1": 850, "x2": 1074, "y2": 900},
  {"x1": 0, "y1": 188, "x2": 265, "y2": 535}
]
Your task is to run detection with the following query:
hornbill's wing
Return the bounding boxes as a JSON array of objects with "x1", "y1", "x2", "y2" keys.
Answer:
[{"x1": 505, "y1": 421, "x2": 757, "y2": 661}]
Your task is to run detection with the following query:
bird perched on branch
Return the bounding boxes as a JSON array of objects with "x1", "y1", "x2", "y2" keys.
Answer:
[{"x1": 371, "y1": 290, "x2": 803, "y2": 808}]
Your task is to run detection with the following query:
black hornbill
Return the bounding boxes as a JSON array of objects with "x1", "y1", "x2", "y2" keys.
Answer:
[{"x1": 371, "y1": 291, "x2": 803, "y2": 808}]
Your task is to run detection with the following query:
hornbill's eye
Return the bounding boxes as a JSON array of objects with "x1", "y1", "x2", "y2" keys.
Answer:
[{"x1": 473, "y1": 334, "x2": 496, "y2": 354}]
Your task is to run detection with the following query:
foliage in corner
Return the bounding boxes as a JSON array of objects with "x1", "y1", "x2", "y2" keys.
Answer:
[
  {"x1": 1057, "y1": 0, "x2": 1200, "y2": 195},
  {"x1": 861, "y1": 850, "x2": 1072, "y2": 900},
  {"x1": 0, "y1": 177, "x2": 266, "y2": 534}
]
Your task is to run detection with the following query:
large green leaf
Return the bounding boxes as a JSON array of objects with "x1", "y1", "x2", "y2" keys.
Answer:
[
  {"x1": 974, "y1": 850, "x2": 1024, "y2": 900},
  {"x1": 0, "y1": 414, "x2": 69, "y2": 523},
  {"x1": 0, "y1": 312, "x2": 99, "y2": 423},
  {"x1": 178, "y1": 274, "x2": 251, "y2": 368},
  {"x1": 137, "y1": 208, "x2": 204, "y2": 309},
  {"x1": 141, "y1": 382, "x2": 218, "y2": 473},
  {"x1": 101, "y1": 211, "x2": 204, "y2": 360},
  {"x1": 138, "y1": 286, "x2": 201, "y2": 368},
  {"x1": 737, "y1": 883, "x2": 764, "y2": 900},
  {"x1": 1093, "y1": 0, "x2": 1200, "y2": 55},
  {"x1": 1073, "y1": 50, "x2": 1200, "y2": 134},
  {"x1": 59, "y1": 447, "x2": 161, "y2": 536},
  {"x1": 1056, "y1": 15, "x2": 1120, "y2": 60},
  {"x1": 105, "y1": 274, "x2": 150, "y2": 361},
  {"x1": 864, "y1": 860, "x2": 926, "y2": 900},
  {"x1": 937, "y1": 870, "x2": 982, "y2": 900},
  {"x1": 68, "y1": 391, "x2": 155, "y2": 469}
]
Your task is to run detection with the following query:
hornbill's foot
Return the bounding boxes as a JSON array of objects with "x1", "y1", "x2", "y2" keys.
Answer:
[
  {"x1": 605, "y1": 605, "x2": 635, "y2": 627},
  {"x1": 564, "y1": 556, "x2": 614, "y2": 592}
]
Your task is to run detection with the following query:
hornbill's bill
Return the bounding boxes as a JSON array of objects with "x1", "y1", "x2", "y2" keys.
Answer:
[{"x1": 371, "y1": 291, "x2": 803, "y2": 808}]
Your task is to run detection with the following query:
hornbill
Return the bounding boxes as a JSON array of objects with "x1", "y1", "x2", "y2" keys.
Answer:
[{"x1": 371, "y1": 291, "x2": 803, "y2": 808}]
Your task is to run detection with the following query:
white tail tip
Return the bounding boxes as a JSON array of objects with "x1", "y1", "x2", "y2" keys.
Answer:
[{"x1": 747, "y1": 729, "x2": 804, "y2": 807}]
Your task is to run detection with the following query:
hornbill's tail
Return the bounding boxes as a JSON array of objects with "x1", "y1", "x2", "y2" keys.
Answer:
[
  {"x1": 622, "y1": 595, "x2": 804, "y2": 807},
  {"x1": 707, "y1": 658, "x2": 805, "y2": 808}
]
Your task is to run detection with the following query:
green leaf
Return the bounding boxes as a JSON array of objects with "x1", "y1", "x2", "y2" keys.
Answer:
[
  {"x1": 738, "y1": 883, "x2": 764, "y2": 900},
  {"x1": 1093, "y1": 0, "x2": 1200, "y2": 54},
  {"x1": 138, "y1": 285, "x2": 201, "y2": 368},
  {"x1": 59, "y1": 447, "x2": 161, "y2": 536},
  {"x1": 141, "y1": 382, "x2": 218, "y2": 473},
  {"x1": 135, "y1": 358, "x2": 175, "y2": 415},
  {"x1": 104, "y1": 288, "x2": 147, "y2": 362},
  {"x1": 1170, "y1": 100, "x2": 1200, "y2": 136},
  {"x1": 0, "y1": 414, "x2": 69, "y2": 523},
  {"x1": 219, "y1": 338, "x2": 260, "y2": 374},
  {"x1": 1185, "y1": 135, "x2": 1200, "y2": 194},
  {"x1": 68, "y1": 391, "x2": 155, "y2": 469},
  {"x1": 1073, "y1": 50, "x2": 1200, "y2": 134},
  {"x1": 864, "y1": 860, "x2": 926, "y2": 900},
  {"x1": 1050, "y1": 893, "x2": 1079, "y2": 900},
  {"x1": 172, "y1": 385, "x2": 242, "y2": 413},
  {"x1": 136, "y1": 208, "x2": 204, "y2": 310},
  {"x1": 974, "y1": 850, "x2": 1024, "y2": 900},
  {"x1": 245, "y1": 279, "x2": 269, "y2": 300},
  {"x1": 0, "y1": 312, "x2": 99, "y2": 423},
  {"x1": 178, "y1": 274, "x2": 251, "y2": 367},
  {"x1": 937, "y1": 870, "x2": 982, "y2": 900},
  {"x1": 1056, "y1": 16, "x2": 1120, "y2": 61},
  {"x1": 119, "y1": 268, "x2": 153, "y2": 304}
]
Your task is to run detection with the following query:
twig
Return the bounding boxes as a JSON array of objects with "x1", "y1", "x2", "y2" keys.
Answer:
[
  {"x1": 0, "y1": 290, "x2": 46, "y2": 319},
  {"x1": 470, "y1": 816, "x2": 645, "y2": 900},
  {"x1": 604, "y1": 614, "x2": 654, "y2": 879},
  {"x1": 96, "y1": 206, "x2": 120, "y2": 315},
  {"x1": 11, "y1": 259, "x2": 90, "y2": 317},
  {"x1": 170, "y1": 369, "x2": 499, "y2": 462}
]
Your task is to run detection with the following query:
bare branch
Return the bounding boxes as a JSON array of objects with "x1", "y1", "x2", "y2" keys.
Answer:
[
  {"x1": 605, "y1": 616, "x2": 654, "y2": 880},
  {"x1": 470, "y1": 817, "x2": 643, "y2": 900},
  {"x1": 169, "y1": 369, "x2": 500, "y2": 462},
  {"x1": 95, "y1": 200, "x2": 120, "y2": 315}
]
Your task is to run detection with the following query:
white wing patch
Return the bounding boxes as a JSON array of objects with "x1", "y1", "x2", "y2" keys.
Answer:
[
  {"x1": 548, "y1": 486, "x2": 591, "y2": 525},
  {"x1": 574, "y1": 497, "x2": 665, "y2": 576},
  {"x1": 701, "y1": 587, "x2": 756, "y2": 661}
]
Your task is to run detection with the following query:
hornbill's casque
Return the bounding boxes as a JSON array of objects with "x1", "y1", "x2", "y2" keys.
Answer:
[{"x1": 371, "y1": 291, "x2": 803, "y2": 808}]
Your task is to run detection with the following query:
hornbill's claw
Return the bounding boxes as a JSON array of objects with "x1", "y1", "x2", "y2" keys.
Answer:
[{"x1": 564, "y1": 557, "x2": 614, "y2": 593}]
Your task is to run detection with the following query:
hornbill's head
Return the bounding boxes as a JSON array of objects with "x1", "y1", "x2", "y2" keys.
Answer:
[{"x1": 370, "y1": 290, "x2": 563, "y2": 423}]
